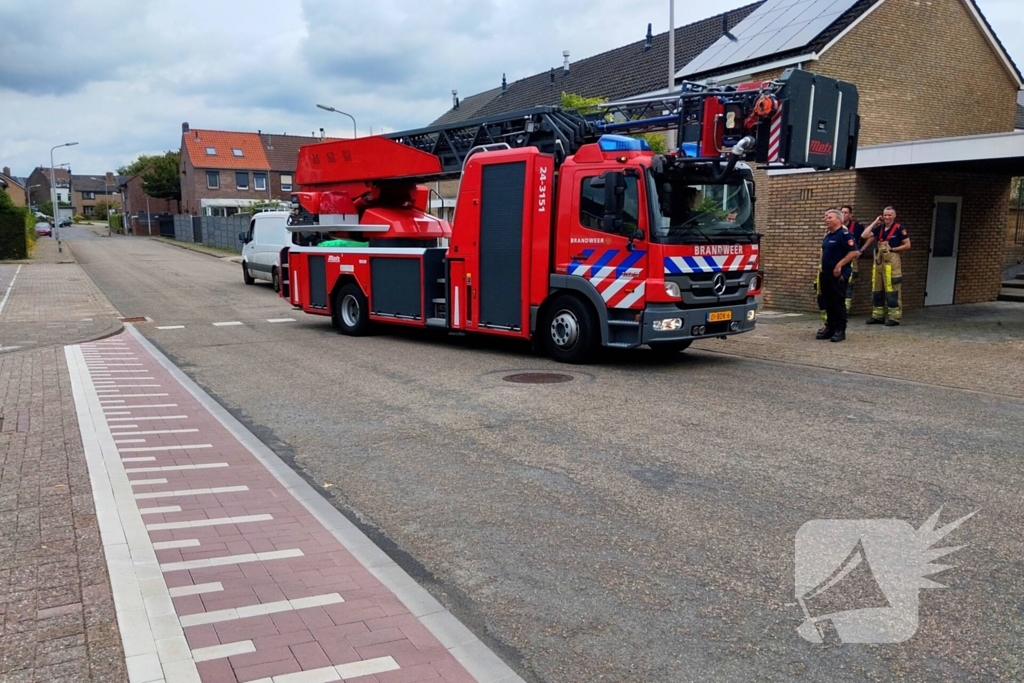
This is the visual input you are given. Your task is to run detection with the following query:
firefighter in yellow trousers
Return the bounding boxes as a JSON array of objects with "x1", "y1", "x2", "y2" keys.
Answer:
[{"x1": 860, "y1": 206, "x2": 911, "y2": 326}]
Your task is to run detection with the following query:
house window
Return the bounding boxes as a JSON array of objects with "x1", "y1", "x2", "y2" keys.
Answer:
[
  {"x1": 236, "y1": 172, "x2": 249, "y2": 190},
  {"x1": 206, "y1": 147, "x2": 217, "y2": 156},
  {"x1": 83, "y1": 206, "x2": 95, "y2": 216},
  {"x1": 83, "y1": 191, "x2": 96, "y2": 199},
  {"x1": 254, "y1": 173, "x2": 267, "y2": 191},
  {"x1": 281, "y1": 174, "x2": 293, "y2": 191},
  {"x1": 232, "y1": 148, "x2": 244, "y2": 157},
  {"x1": 207, "y1": 171, "x2": 220, "y2": 189}
]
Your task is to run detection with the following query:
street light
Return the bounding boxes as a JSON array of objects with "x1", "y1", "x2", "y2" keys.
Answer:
[
  {"x1": 50, "y1": 142, "x2": 78, "y2": 247},
  {"x1": 316, "y1": 104, "x2": 358, "y2": 139},
  {"x1": 25, "y1": 184, "x2": 40, "y2": 209}
]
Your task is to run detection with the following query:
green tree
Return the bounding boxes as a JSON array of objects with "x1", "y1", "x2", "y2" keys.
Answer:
[
  {"x1": 560, "y1": 92, "x2": 667, "y2": 154},
  {"x1": 119, "y1": 151, "x2": 182, "y2": 211},
  {"x1": 39, "y1": 200, "x2": 54, "y2": 217}
]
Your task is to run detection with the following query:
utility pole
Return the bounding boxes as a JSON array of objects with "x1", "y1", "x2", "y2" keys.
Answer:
[{"x1": 667, "y1": 0, "x2": 677, "y2": 151}]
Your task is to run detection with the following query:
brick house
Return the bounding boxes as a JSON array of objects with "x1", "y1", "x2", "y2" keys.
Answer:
[
  {"x1": 120, "y1": 174, "x2": 176, "y2": 235},
  {"x1": 25, "y1": 166, "x2": 72, "y2": 219},
  {"x1": 71, "y1": 173, "x2": 123, "y2": 218},
  {"x1": 0, "y1": 167, "x2": 27, "y2": 208},
  {"x1": 178, "y1": 124, "x2": 322, "y2": 216},
  {"x1": 433, "y1": 0, "x2": 1024, "y2": 314}
]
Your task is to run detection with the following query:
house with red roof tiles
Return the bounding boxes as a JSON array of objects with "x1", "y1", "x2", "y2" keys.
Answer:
[{"x1": 178, "y1": 123, "x2": 326, "y2": 216}]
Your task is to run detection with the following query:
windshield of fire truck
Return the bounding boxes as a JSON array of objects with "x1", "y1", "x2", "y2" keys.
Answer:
[{"x1": 645, "y1": 169, "x2": 754, "y2": 244}]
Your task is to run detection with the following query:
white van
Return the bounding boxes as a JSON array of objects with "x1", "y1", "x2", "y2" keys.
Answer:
[{"x1": 239, "y1": 211, "x2": 290, "y2": 291}]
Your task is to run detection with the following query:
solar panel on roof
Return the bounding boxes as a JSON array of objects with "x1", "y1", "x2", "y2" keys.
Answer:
[{"x1": 679, "y1": 0, "x2": 859, "y2": 77}]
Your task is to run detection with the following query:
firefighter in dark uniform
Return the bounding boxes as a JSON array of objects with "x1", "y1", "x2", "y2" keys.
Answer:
[
  {"x1": 816, "y1": 205, "x2": 865, "y2": 332},
  {"x1": 816, "y1": 209, "x2": 860, "y2": 342}
]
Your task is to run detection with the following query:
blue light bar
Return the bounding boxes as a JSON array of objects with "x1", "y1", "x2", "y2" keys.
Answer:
[{"x1": 597, "y1": 135, "x2": 651, "y2": 152}]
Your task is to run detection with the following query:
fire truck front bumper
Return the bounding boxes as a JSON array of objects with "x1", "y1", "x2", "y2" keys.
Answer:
[{"x1": 640, "y1": 301, "x2": 758, "y2": 344}]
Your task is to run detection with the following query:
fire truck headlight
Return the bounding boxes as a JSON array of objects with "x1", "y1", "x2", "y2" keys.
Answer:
[
  {"x1": 747, "y1": 274, "x2": 762, "y2": 294},
  {"x1": 653, "y1": 318, "x2": 682, "y2": 332},
  {"x1": 664, "y1": 281, "x2": 681, "y2": 298},
  {"x1": 747, "y1": 309, "x2": 757, "y2": 321}
]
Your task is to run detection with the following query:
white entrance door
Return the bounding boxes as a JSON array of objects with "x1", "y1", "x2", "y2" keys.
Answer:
[{"x1": 925, "y1": 196, "x2": 962, "y2": 306}]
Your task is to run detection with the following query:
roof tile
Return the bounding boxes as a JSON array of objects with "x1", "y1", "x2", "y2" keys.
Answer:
[{"x1": 182, "y1": 130, "x2": 270, "y2": 170}]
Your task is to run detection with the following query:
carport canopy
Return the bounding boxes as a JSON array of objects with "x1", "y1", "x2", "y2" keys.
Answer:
[{"x1": 856, "y1": 130, "x2": 1024, "y2": 174}]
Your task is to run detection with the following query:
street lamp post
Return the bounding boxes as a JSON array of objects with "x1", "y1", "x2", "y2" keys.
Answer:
[
  {"x1": 316, "y1": 104, "x2": 358, "y2": 139},
  {"x1": 25, "y1": 184, "x2": 40, "y2": 209},
  {"x1": 50, "y1": 142, "x2": 78, "y2": 248}
]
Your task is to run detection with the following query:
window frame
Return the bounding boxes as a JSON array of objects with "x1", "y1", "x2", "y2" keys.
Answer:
[
  {"x1": 232, "y1": 148, "x2": 244, "y2": 157},
  {"x1": 253, "y1": 173, "x2": 267, "y2": 191},
  {"x1": 235, "y1": 171, "x2": 249, "y2": 190},
  {"x1": 82, "y1": 191, "x2": 96, "y2": 200},
  {"x1": 578, "y1": 173, "x2": 642, "y2": 235},
  {"x1": 206, "y1": 171, "x2": 220, "y2": 189},
  {"x1": 280, "y1": 174, "x2": 293, "y2": 192}
]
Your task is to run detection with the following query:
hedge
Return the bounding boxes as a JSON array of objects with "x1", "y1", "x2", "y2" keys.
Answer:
[{"x1": 0, "y1": 192, "x2": 29, "y2": 260}]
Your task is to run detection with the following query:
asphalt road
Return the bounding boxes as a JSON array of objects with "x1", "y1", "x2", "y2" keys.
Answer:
[{"x1": 67, "y1": 229, "x2": 1023, "y2": 682}]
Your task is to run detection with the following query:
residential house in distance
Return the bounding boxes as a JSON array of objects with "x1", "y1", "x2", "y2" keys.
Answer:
[
  {"x1": 178, "y1": 123, "x2": 324, "y2": 216},
  {"x1": 26, "y1": 166, "x2": 72, "y2": 220},
  {"x1": 0, "y1": 167, "x2": 27, "y2": 207},
  {"x1": 435, "y1": 0, "x2": 1024, "y2": 314},
  {"x1": 71, "y1": 173, "x2": 123, "y2": 218},
  {"x1": 120, "y1": 174, "x2": 176, "y2": 235}
]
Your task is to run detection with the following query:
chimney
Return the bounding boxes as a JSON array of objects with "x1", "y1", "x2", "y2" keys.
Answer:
[
  {"x1": 563, "y1": 50, "x2": 570, "y2": 74},
  {"x1": 2, "y1": 166, "x2": 9, "y2": 177},
  {"x1": 501, "y1": 73, "x2": 507, "y2": 94},
  {"x1": 550, "y1": 68, "x2": 555, "y2": 84},
  {"x1": 182, "y1": 122, "x2": 189, "y2": 133},
  {"x1": 452, "y1": 89, "x2": 459, "y2": 110},
  {"x1": 644, "y1": 23, "x2": 653, "y2": 51}
]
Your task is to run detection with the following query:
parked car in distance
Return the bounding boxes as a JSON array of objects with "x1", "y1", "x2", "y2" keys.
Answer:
[
  {"x1": 35, "y1": 221, "x2": 52, "y2": 237},
  {"x1": 239, "y1": 211, "x2": 290, "y2": 292},
  {"x1": 59, "y1": 218, "x2": 72, "y2": 227}
]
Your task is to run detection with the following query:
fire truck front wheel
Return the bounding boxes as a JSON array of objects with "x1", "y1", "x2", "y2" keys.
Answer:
[
  {"x1": 332, "y1": 284, "x2": 370, "y2": 336},
  {"x1": 544, "y1": 295, "x2": 597, "y2": 364}
]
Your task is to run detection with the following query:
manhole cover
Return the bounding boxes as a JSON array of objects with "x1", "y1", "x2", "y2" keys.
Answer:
[
  {"x1": 119, "y1": 316, "x2": 148, "y2": 323},
  {"x1": 502, "y1": 372, "x2": 574, "y2": 384}
]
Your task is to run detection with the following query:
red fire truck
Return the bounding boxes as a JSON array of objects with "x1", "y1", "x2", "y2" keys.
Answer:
[{"x1": 281, "y1": 69, "x2": 858, "y2": 363}]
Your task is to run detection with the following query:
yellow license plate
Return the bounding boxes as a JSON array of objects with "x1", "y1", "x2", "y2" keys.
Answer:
[{"x1": 708, "y1": 310, "x2": 732, "y2": 323}]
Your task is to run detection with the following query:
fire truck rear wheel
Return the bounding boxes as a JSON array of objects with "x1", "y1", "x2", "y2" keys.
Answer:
[
  {"x1": 648, "y1": 340, "x2": 692, "y2": 357},
  {"x1": 242, "y1": 262, "x2": 255, "y2": 285},
  {"x1": 544, "y1": 295, "x2": 597, "y2": 364},
  {"x1": 333, "y1": 283, "x2": 370, "y2": 336}
]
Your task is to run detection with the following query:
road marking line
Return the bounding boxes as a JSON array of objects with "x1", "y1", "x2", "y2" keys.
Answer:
[
  {"x1": 260, "y1": 657, "x2": 400, "y2": 683},
  {"x1": 134, "y1": 485, "x2": 248, "y2": 500},
  {"x1": 139, "y1": 506, "x2": 181, "y2": 515},
  {"x1": 176, "y1": 589, "x2": 337, "y2": 626},
  {"x1": 105, "y1": 404, "x2": 179, "y2": 410},
  {"x1": 156, "y1": 326, "x2": 185, "y2": 330},
  {"x1": 125, "y1": 463, "x2": 228, "y2": 473},
  {"x1": 103, "y1": 385, "x2": 162, "y2": 388},
  {"x1": 87, "y1": 363, "x2": 143, "y2": 367},
  {"x1": 129, "y1": 478, "x2": 168, "y2": 486},
  {"x1": 119, "y1": 444, "x2": 212, "y2": 453},
  {"x1": 115, "y1": 428, "x2": 198, "y2": 436},
  {"x1": 167, "y1": 582, "x2": 222, "y2": 598},
  {"x1": 121, "y1": 456, "x2": 154, "y2": 462},
  {"x1": 153, "y1": 539, "x2": 201, "y2": 550},
  {"x1": 104, "y1": 411, "x2": 131, "y2": 416},
  {"x1": 266, "y1": 318, "x2": 296, "y2": 323},
  {"x1": 146, "y1": 513, "x2": 272, "y2": 531},
  {"x1": 0, "y1": 265, "x2": 23, "y2": 317},
  {"x1": 101, "y1": 400, "x2": 126, "y2": 404},
  {"x1": 114, "y1": 439, "x2": 147, "y2": 444},
  {"x1": 108, "y1": 415, "x2": 187, "y2": 422},
  {"x1": 92, "y1": 370, "x2": 150, "y2": 373},
  {"x1": 191, "y1": 640, "x2": 256, "y2": 663},
  {"x1": 212, "y1": 321, "x2": 243, "y2": 327},
  {"x1": 109, "y1": 394, "x2": 170, "y2": 398},
  {"x1": 111, "y1": 426, "x2": 140, "y2": 430},
  {"x1": 162, "y1": 549, "x2": 305, "y2": 574}
]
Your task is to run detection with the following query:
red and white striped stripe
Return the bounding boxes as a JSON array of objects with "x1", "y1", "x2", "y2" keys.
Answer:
[{"x1": 768, "y1": 105, "x2": 783, "y2": 163}]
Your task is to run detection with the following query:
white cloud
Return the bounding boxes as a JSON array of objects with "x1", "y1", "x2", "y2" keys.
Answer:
[{"x1": 1, "y1": 0, "x2": 1021, "y2": 176}]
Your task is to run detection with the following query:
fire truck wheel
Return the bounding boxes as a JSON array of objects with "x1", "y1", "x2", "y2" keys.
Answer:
[
  {"x1": 242, "y1": 262, "x2": 255, "y2": 285},
  {"x1": 648, "y1": 340, "x2": 692, "y2": 358},
  {"x1": 333, "y1": 284, "x2": 370, "y2": 336},
  {"x1": 272, "y1": 267, "x2": 280, "y2": 293},
  {"x1": 544, "y1": 295, "x2": 597, "y2": 364}
]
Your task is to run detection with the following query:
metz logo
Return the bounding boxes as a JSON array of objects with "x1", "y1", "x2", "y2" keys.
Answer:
[
  {"x1": 327, "y1": 255, "x2": 341, "y2": 263},
  {"x1": 794, "y1": 507, "x2": 976, "y2": 644},
  {"x1": 809, "y1": 140, "x2": 833, "y2": 156}
]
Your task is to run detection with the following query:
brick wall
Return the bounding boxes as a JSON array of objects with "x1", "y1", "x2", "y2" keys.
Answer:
[
  {"x1": 811, "y1": 0, "x2": 1019, "y2": 145},
  {"x1": 1006, "y1": 208, "x2": 1024, "y2": 268},
  {"x1": 763, "y1": 168, "x2": 1011, "y2": 312},
  {"x1": 123, "y1": 176, "x2": 174, "y2": 218}
]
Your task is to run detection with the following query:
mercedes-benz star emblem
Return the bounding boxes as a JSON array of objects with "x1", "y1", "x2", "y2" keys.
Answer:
[{"x1": 712, "y1": 273, "x2": 727, "y2": 295}]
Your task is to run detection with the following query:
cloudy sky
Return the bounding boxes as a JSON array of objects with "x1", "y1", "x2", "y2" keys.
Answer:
[{"x1": 2, "y1": 0, "x2": 1022, "y2": 177}]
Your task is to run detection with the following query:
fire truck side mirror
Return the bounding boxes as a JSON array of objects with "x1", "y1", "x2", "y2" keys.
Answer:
[{"x1": 602, "y1": 171, "x2": 627, "y2": 215}]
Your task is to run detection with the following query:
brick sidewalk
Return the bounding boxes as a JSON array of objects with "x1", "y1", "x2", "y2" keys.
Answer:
[
  {"x1": 0, "y1": 345, "x2": 127, "y2": 682},
  {"x1": 63, "y1": 330, "x2": 520, "y2": 683}
]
